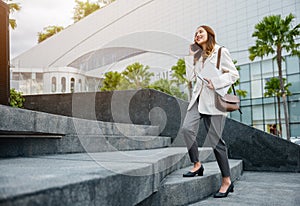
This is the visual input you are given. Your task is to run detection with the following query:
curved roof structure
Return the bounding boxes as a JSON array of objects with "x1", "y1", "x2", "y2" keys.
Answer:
[{"x1": 12, "y1": 0, "x2": 190, "y2": 69}]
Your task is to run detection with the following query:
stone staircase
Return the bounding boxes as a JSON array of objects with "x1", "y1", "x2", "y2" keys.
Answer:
[
  {"x1": 138, "y1": 159, "x2": 242, "y2": 206},
  {"x1": 0, "y1": 105, "x2": 243, "y2": 205},
  {"x1": 0, "y1": 105, "x2": 170, "y2": 158}
]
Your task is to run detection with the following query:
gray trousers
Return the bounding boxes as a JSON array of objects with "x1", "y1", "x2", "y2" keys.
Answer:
[{"x1": 182, "y1": 101, "x2": 231, "y2": 177}]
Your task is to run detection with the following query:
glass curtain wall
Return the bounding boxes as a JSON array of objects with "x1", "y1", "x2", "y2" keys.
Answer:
[{"x1": 229, "y1": 55, "x2": 300, "y2": 139}]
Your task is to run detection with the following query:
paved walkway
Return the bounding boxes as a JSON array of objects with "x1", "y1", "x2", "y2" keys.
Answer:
[{"x1": 190, "y1": 171, "x2": 300, "y2": 206}]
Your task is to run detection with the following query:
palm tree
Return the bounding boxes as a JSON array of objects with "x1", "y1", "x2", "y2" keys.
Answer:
[
  {"x1": 3, "y1": 0, "x2": 21, "y2": 29},
  {"x1": 100, "y1": 71, "x2": 124, "y2": 91},
  {"x1": 122, "y1": 62, "x2": 154, "y2": 89},
  {"x1": 264, "y1": 77, "x2": 292, "y2": 137},
  {"x1": 148, "y1": 78, "x2": 173, "y2": 95},
  {"x1": 100, "y1": 63, "x2": 154, "y2": 91},
  {"x1": 148, "y1": 78, "x2": 188, "y2": 100},
  {"x1": 249, "y1": 13, "x2": 300, "y2": 141}
]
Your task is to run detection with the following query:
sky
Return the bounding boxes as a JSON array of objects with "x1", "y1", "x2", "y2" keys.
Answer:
[{"x1": 9, "y1": 0, "x2": 77, "y2": 59}]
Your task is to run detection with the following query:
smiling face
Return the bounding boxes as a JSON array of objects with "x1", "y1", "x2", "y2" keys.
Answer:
[
  {"x1": 194, "y1": 25, "x2": 216, "y2": 57},
  {"x1": 194, "y1": 27, "x2": 208, "y2": 46}
]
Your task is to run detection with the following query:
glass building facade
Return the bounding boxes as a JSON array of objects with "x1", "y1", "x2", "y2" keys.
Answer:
[{"x1": 229, "y1": 55, "x2": 300, "y2": 139}]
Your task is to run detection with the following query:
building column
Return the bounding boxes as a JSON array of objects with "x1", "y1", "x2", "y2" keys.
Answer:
[{"x1": 0, "y1": 1, "x2": 10, "y2": 105}]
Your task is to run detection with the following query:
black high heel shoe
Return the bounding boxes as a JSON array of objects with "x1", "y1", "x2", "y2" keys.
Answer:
[
  {"x1": 183, "y1": 164, "x2": 204, "y2": 177},
  {"x1": 213, "y1": 183, "x2": 234, "y2": 198}
]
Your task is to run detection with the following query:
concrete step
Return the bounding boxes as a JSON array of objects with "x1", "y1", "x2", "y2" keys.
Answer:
[
  {"x1": 0, "y1": 135, "x2": 171, "y2": 158},
  {"x1": 0, "y1": 147, "x2": 214, "y2": 206},
  {"x1": 138, "y1": 159, "x2": 243, "y2": 206},
  {"x1": 77, "y1": 135, "x2": 172, "y2": 153},
  {"x1": 109, "y1": 123, "x2": 160, "y2": 136},
  {"x1": 0, "y1": 133, "x2": 63, "y2": 139},
  {"x1": 0, "y1": 105, "x2": 160, "y2": 137}
]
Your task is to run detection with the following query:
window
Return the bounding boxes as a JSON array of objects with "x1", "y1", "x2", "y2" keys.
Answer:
[
  {"x1": 290, "y1": 124, "x2": 300, "y2": 138},
  {"x1": 261, "y1": 59, "x2": 273, "y2": 78},
  {"x1": 251, "y1": 79, "x2": 262, "y2": 98},
  {"x1": 78, "y1": 79, "x2": 82, "y2": 92},
  {"x1": 251, "y1": 98, "x2": 262, "y2": 105},
  {"x1": 61, "y1": 77, "x2": 66, "y2": 93},
  {"x1": 250, "y1": 62, "x2": 261, "y2": 80},
  {"x1": 241, "y1": 106, "x2": 252, "y2": 125},
  {"x1": 51, "y1": 77, "x2": 56, "y2": 92},
  {"x1": 264, "y1": 103, "x2": 276, "y2": 121},
  {"x1": 252, "y1": 105, "x2": 263, "y2": 121},
  {"x1": 286, "y1": 56, "x2": 299, "y2": 74},
  {"x1": 287, "y1": 74, "x2": 300, "y2": 93},
  {"x1": 230, "y1": 110, "x2": 241, "y2": 122},
  {"x1": 239, "y1": 64, "x2": 250, "y2": 82},
  {"x1": 70, "y1": 78, "x2": 75, "y2": 93},
  {"x1": 290, "y1": 101, "x2": 300, "y2": 123},
  {"x1": 240, "y1": 82, "x2": 251, "y2": 99}
]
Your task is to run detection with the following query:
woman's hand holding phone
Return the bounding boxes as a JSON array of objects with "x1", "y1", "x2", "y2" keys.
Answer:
[{"x1": 189, "y1": 43, "x2": 201, "y2": 56}]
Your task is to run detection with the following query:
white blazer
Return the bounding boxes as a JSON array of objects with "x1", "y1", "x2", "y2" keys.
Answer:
[{"x1": 184, "y1": 44, "x2": 239, "y2": 115}]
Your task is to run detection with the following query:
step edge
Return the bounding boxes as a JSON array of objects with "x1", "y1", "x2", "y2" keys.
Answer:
[{"x1": 0, "y1": 148, "x2": 214, "y2": 204}]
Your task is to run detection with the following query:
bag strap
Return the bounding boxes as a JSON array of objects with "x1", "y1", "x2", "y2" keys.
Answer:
[
  {"x1": 216, "y1": 47, "x2": 222, "y2": 70},
  {"x1": 216, "y1": 47, "x2": 242, "y2": 114}
]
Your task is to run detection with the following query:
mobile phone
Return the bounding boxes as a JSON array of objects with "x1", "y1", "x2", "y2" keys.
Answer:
[
  {"x1": 190, "y1": 43, "x2": 201, "y2": 52},
  {"x1": 190, "y1": 43, "x2": 202, "y2": 60}
]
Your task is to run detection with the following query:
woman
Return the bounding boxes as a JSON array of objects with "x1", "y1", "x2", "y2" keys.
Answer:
[{"x1": 182, "y1": 25, "x2": 239, "y2": 198}]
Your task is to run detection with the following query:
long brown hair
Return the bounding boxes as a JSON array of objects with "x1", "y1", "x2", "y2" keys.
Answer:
[{"x1": 195, "y1": 25, "x2": 216, "y2": 59}]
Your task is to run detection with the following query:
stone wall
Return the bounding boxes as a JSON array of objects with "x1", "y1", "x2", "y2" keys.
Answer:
[
  {"x1": 23, "y1": 89, "x2": 300, "y2": 172},
  {"x1": 24, "y1": 89, "x2": 186, "y2": 139}
]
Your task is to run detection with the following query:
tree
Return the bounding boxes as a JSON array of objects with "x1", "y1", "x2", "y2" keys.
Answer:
[
  {"x1": 100, "y1": 71, "x2": 124, "y2": 91},
  {"x1": 37, "y1": 25, "x2": 64, "y2": 43},
  {"x1": 100, "y1": 63, "x2": 154, "y2": 91},
  {"x1": 228, "y1": 60, "x2": 247, "y2": 98},
  {"x1": 171, "y1": 59, "x2": 192, "y2": 99},
  {"x1": 148, "y1": 78, "x2": 188, "y2": 100},
  {"x1": 171, "y1": 59, "x2": 187, "y2": 85},
  {"x1": 122, "y1": 62, "x2": 154, "y2": 89},
  {"x1": 98, "y1": 0, "x2": 115, "y2": 5},
  {"x1": 9, "y1": 88, "x2": 25, "y2": 108},
  {"x1": 73, "y1": 0, "x2": 100, "y2": 23},
  {"x1": 36, "y1": 0, "x2": 115, "y2": 42},
  {"x1": 3, "y1": 0, "x2": 21, "y2": 29},
  {"x1": 73, "y1": 0, "x2": 115, "y2": 22},
  {"x1": 264, "y1": 77, "x2": 292, "y2": 137},
  {"x1": 248, "y1": 13, "x2": 300, "y2": 141},
  {"x1": 99, "y1": 62, "x2": 188, "y2": 100}
]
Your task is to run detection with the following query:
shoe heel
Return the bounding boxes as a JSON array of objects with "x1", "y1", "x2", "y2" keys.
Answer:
[
  {"x1": 229, "y1": 185, "x2": 234, "y2": 193},
  {"x1": 198, "y1": 165, "x2": 204, "y2": 176}
]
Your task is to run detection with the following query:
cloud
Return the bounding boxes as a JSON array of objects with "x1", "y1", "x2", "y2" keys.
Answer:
[{"x1": 10, "y1": 0, "x2": 76, "y2": 59}]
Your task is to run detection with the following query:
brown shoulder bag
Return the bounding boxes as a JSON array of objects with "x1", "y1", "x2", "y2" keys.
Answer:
[{"x1": 215, "y1": 47, "x2": 242, "y2": 114}]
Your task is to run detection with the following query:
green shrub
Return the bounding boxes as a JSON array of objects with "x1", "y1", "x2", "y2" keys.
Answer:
[{"x1": 10, "y1": 88, "x2": 25, "y2": 108}]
